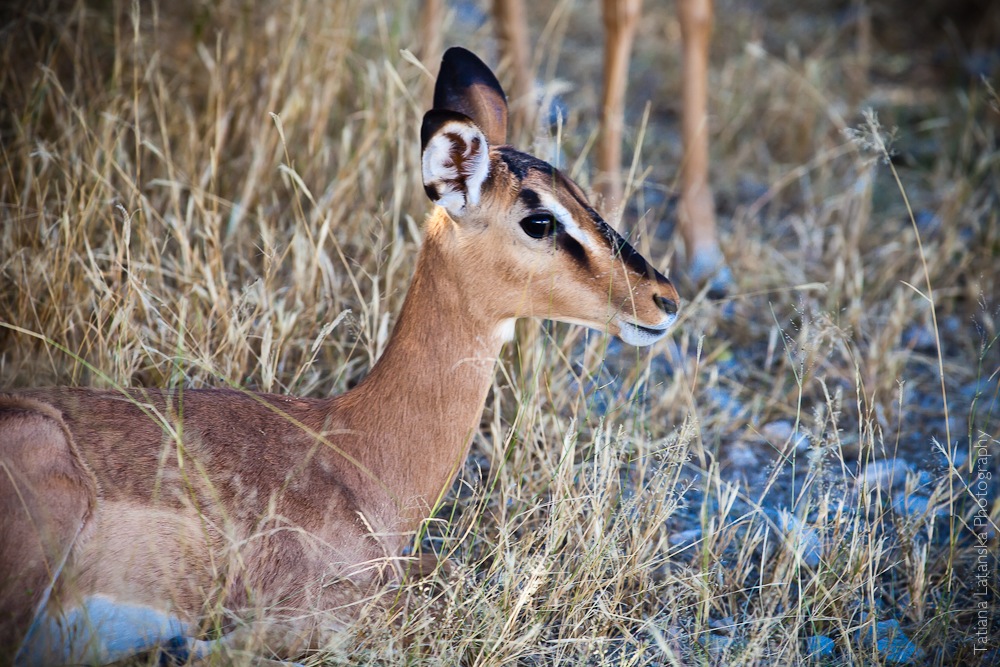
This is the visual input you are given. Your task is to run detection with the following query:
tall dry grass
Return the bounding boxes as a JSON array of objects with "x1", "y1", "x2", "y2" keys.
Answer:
[{"x1": 1, "y1": 0, "x2": 997, "y2": 664}]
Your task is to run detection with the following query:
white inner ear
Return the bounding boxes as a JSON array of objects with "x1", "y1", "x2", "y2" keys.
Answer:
[{"x1": 422, "y1": 121, "x2": 490, "y2": 217}]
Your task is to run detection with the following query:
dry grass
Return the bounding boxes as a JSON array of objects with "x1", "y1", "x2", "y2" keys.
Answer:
[{"x1": 1, "y1": 0, "x2": 998, "y2": 664}]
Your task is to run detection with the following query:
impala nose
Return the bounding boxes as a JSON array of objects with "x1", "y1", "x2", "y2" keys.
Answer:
[{"x1": 653, "y1": 294, "x2": 678, "y2": 316}]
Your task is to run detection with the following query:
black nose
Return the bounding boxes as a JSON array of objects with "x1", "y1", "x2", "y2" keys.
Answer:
[{"x1": 653, "y1": 294, "x2": 678, "y2": 315}]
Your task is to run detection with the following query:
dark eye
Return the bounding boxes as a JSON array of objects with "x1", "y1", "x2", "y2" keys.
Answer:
[{"x1": 519, "y1": 213, "x2": 557, "y2": 239}]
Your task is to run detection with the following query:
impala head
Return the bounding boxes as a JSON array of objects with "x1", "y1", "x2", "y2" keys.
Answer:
[{"x1": 421, "y1": 47, "x2": 680, "y2": 346}]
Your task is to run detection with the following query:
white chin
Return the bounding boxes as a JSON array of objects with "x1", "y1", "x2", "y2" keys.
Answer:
[{"x1": 616, "y1": 316, "x2": 675, "y2": 347}]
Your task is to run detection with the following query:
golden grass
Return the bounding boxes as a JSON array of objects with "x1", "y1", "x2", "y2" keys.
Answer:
[{"x1": 1, "y1": 0, "x2": 997, "y2": 664}]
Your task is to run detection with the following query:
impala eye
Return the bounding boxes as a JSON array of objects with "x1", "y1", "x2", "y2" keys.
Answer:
[{"x1": 519, "y1": 213, "x2": 557, "y2": 239}]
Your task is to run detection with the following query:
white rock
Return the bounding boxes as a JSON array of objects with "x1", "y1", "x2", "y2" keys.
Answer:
[
  {"x1": 805, "y1": 635, "x2": 835, "y2": 657},
  {"x1": 668, "y1": 528, "x2": 703, "y2": 546},
  {"x1": 892, "y1": 493, "x2": 945, "y2": 518},
  {"x1": 726, "y1": 440, "x2": 760, "y2": 469},
  {"x1": 857, "y1": 459, "x2": 912, "y2": 492},
  {"x1": 856, "y1": 619, "x2": 926, "y2": 665},
  {"x1": 760, "y1": 420, "x2": 810, "y2": 452},
  {"x1": 769, "y1": 509, "x2": 822, "y2": 568}
]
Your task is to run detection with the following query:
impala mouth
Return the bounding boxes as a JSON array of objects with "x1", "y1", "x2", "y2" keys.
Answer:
[{"x1": 616, "y1": 315, "x2": 676, "y2": 347}]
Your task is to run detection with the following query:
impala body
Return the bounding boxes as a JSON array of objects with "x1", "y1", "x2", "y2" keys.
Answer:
[{"x1": 0, "y1": 48, "x2": 679, "y2": 665}]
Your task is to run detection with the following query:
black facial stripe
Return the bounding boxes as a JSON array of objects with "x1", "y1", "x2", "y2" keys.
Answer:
[
  {"x1": 557, "y1": 229, "x2": 589, "y2": 269},
  {"x1": 497, "y1": 145, "x2": 663, "y2": 281},
  {"x1": 593, "y1": 216, "x2": 666, "y2": 281},
  {"x1": 519, "y1": 187, "x2": 541, "y2": 211},
  {"x1": 555, "y1": 177, "x2": 651, "y2": 275},
  {"x1": 565, "y1": 186, "x2": 662, "y2": 280}
]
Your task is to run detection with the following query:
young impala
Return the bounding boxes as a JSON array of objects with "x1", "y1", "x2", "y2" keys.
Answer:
[{"x1": 0, "y1": 48, "x2": 679, "y2": 665}]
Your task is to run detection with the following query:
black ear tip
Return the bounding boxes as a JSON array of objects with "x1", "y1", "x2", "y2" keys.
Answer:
[
  {"x1": 434, "y1": 47, "x2": 506, "y2": 107},
  {"x1": 441, "y1": 46, "x2": 483, "y2": 68},
  {"x1": 431, "y1": 47, "x2": 508, "y2": 147}
]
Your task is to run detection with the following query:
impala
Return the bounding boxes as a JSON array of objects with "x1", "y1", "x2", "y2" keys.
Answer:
[{"x1": 0, "y1": 47, "x2": 679, "y2": 665}]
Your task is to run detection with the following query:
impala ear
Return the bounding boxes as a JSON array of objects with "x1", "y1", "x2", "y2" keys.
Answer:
[
  {"x1": 432, "y1": 47, "x2": 507, "y2": 147},
  {"x1": 421, "y1": 110, "x2": 491, "y2": 218}
]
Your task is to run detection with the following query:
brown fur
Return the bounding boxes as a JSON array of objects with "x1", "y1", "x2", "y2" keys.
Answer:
[{"x1": 0, "y1": 49, "x2": 679, "y2": 662}]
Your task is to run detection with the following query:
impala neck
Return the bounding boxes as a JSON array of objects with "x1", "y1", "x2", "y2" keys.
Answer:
[{"x1": 336, "y1": 214, "x2": 507, "y2": 535}]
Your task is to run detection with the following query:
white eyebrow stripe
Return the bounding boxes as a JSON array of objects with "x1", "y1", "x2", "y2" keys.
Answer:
[{"x1": 537, "y1": 191, "x2": 597, "y2": 251}]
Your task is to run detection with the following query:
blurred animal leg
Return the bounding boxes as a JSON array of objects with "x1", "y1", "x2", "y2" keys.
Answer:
[
  {"x1": 597, "y1": 0, "x2": 642, "y2": 215},
  {"x1": 678, "y1": 0, "x2": 731, "y2": 296},
  {"x1": 419, "y1": 0, "x2": 444, "y2": 67},
  {"x1": 492, "y1": 0, "x2": 534, "y2": 136}
]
